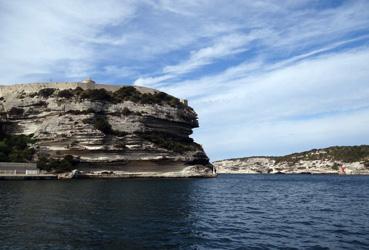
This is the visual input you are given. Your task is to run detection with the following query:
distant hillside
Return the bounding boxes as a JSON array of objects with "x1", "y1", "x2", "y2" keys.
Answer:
[
  {"x1": 213, "y1": 145, "x2": 369, "y2": 175},
  {"x1": 274, "y1": 145, "x2": 369, "y2": 164}
]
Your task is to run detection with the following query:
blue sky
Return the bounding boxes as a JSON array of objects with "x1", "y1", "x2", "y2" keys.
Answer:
[{"x1": 1, "y1": 0, "x2": 369, "y2": 160}]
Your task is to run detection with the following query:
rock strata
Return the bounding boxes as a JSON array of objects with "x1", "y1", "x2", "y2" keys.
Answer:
[{"x1": 0, "y1": 80, "x2": 215, "y2": 178}]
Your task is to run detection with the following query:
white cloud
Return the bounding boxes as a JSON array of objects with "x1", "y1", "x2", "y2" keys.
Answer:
[
  {"x1": 0, "y1": 0, "x2": 137, "y2": 83},
  {"x1": 134, "y1": 33, "x2": 258, "y2": 86},
  {"x1": 134, "y1": 74, "x2": 175, "y2": 86},
  {"x1": 163, "y1": 33, "x2": 255, "y2": 74},
  {"x1": 181, "y1": 48, "x2": 369, "y2": 160},
  {"x1": 133, "y1": 0, "x2": 369, "y2": 88}
]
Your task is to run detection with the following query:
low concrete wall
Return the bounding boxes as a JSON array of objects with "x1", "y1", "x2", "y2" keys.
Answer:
[
  {"x1": 0, "y1": 162, "x2": 37, "y2": 170},
  {"x1": 0, "y1": 162, "x2": 37, "y2": 174},
  {"x1": 0, "y1": 175, "x2": 57, "y2": 180}
]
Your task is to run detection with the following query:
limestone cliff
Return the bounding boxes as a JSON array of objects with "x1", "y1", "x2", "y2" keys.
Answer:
[
  {"x1": 0, "y1": 80, "x2": 215, "y2": 177},
  {"x1": 214, "y1": 146, "x2": 369, "y2": 175}
]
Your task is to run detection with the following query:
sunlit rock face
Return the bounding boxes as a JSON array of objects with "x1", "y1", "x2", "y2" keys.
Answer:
[
  {"x1": 213, "y1": 147, "x2": 369, "y2": 175},
  {"x1": 0, "y1": 81, "x2": 214, "y2": 177}
]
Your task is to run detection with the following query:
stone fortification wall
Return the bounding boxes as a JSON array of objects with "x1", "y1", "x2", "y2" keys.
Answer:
[
  {"x1": 0, "y1": 81, "x2": 159, "y2": 97},
  {"x1": 0, "y1": 81, "x2": 144, "y2": 97},
  {"x1": 0, "y1": 82, "x2": 84, "y2": 96}
]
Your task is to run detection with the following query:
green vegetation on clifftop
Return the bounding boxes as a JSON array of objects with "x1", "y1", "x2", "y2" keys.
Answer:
[
  {"x1": 34, "y1": 86, "x2": 186, "y2": 108},
  {"x1": 274, "y1": 145, "x2": 369, "y2": 163}
]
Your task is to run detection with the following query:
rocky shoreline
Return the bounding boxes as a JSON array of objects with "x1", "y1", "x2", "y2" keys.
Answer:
[
  {"x1": 57, "y1": 165, "x2": 216, "y2": 179},
  {"x1": 213, "y1": 146, "x2": 369, "y2": 175}
]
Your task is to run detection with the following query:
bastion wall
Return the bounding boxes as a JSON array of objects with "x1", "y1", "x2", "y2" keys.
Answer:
[
  {"x1": 0, "y1": 81, "x2": 126, "y2": 97},
  {"x1": 0, "y1": 80, "x2": 187, "y2": 104}
]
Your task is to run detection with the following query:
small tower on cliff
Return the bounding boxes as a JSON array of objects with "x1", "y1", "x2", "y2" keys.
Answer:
[
  {"x1": 180, "y1": 98, "x2": 188, "y2": 106},
  {"x1": 81, "y1": 77, "x2": 96, "y2": 90}
]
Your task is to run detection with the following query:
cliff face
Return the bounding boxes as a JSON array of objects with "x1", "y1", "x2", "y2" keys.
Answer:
[
  {"x1": 214, "y1": 146, "x2": 369, "y2": 175},
  {"x1": 0, "y1": 81, "x2": 214, "y2": 177}
]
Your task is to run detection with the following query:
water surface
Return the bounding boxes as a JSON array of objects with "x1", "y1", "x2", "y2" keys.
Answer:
[{"x1": 1, "y1": 175, "x2": 369, "y2": 249}]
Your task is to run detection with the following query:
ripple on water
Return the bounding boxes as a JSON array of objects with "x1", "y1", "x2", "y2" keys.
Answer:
[{"x1": 0, "y1": 175, "x2": 369, "y2": 249}]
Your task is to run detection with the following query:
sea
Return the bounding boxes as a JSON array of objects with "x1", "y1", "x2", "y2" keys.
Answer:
[{"x1": 0, "y1": 175, "x2": 369, "y2": 250}]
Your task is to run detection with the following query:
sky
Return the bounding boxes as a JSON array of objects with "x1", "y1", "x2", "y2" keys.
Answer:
[{"x1": 1, "y1": 0, "x2": 369, "y2": 160}]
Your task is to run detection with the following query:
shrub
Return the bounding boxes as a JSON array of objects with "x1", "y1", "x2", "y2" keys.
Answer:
[
  {"x1": 83, "y1": 113, "x2": 123, "y2": 135},
  {"x1": 113, "y1": 87, "x2": 185, "y2": 107},
  {"x1": 74, "y1": 86, "x2": 84, "y2": 93},
  {"x1": 83, "y1": 113, "x2": 129, "y2": 136},
  {"x1": 28, "y1": 92, "x2": 38, "y2": 98},
  {"x1": 82, "y1": 117, "x2": 94, "y2": 124},
  {"x1": 331, "y1": 163, "x2": 340, "y2": 170},
  {"x1": 113, "y1": 86, "x2": 141, "y2": 101},
  {"x1": 94, "y1": 117, "x2": 112, "y2": 134},
  {"x1": 0, "y1": 152, "x2": 8, "y2": 161},
  {"x1": 80, "y1": 89, "x2": 112, "y2": 102},
  {"x1": 37, "y1": 155, "x2": 79, "y2": 173},
  {"x1": 67, "y1": 109, "x2": 95, "y2": 115},
  {"x1": 137, "y1": 132, "x2": 200, "y2": 153},
  {"x1": 112, "y1": 130, "x2": 128, "y2": 137},
  {"x1": 140, "y1": 93, "x2": 162, "y2": 104},
  {"x1": 122, "y1": 107, "x2": 132, "y2": 116},
  {"x1": 38, "y1": 88, "x2": 56, "y2": 98},
  {"x1": 74, "y1": 86, "x2": 186, "y2": 108},
  {"x1": 32, "y1": 101, "x2": 48, "y2": 107},
  {"x1": 36, "y1": 156, "x2": 50, "y2": 171},
  {"x1": 188, "y1": 154, "x2": 210, "y2": 165},
  {"x1": 8, "y1": 149, "x2": 35, "y2": 162},
  {"x1": 0, "y1": 134, "x2": 35, "y2": 162},
  {"x1": 8, "y1": 107, "x2": 24, "y2": 116},
  {"x1": 143, "y1": 91, "x2": 184, "y2": 107},
  {"x1": 57, "y1": 89, "x2": 74, "y2": 98},
  {"x1": 0, "y1": 121, "x2": 11, "y2": 138}
]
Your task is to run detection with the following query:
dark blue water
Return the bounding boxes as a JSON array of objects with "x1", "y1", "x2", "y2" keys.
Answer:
[{"x1": 1, "y1": 175, "x2": 369, "y2": 249}]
